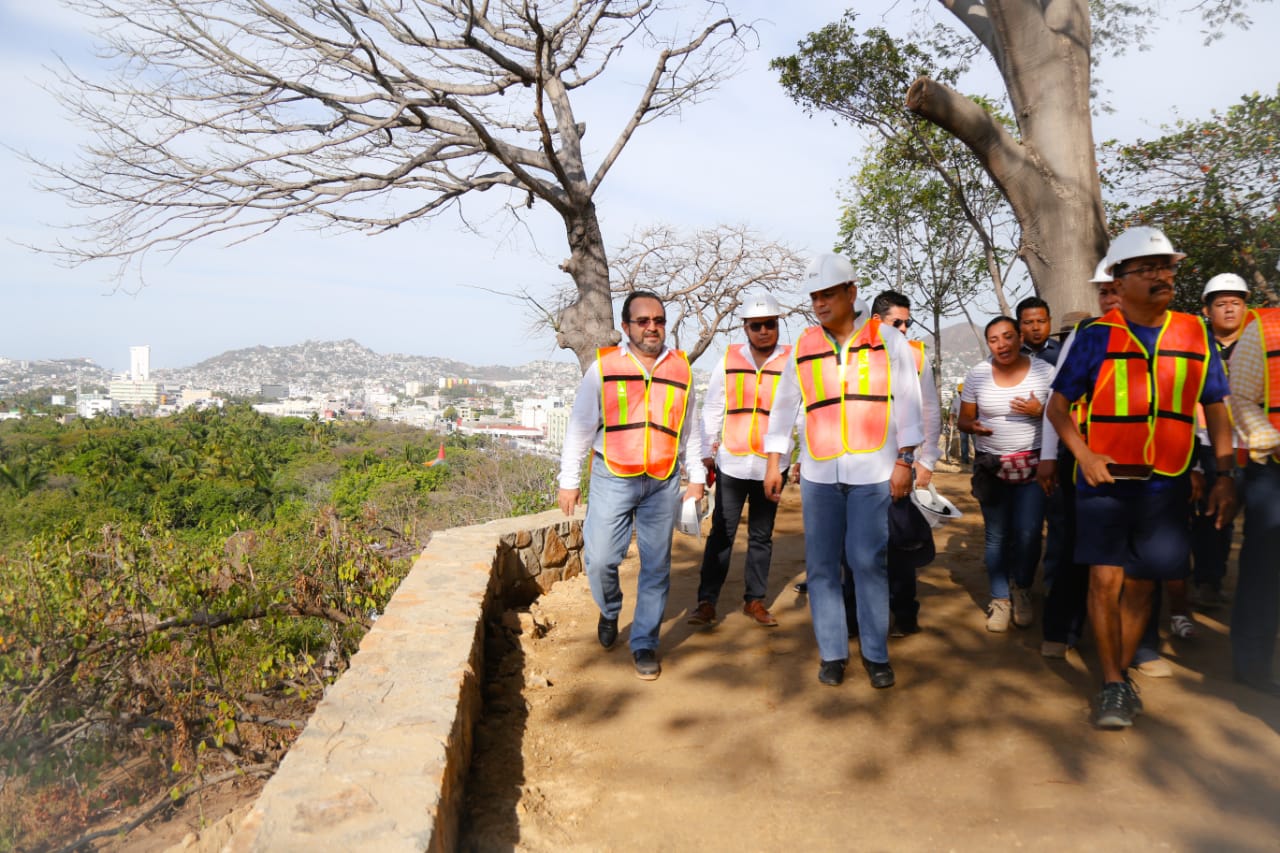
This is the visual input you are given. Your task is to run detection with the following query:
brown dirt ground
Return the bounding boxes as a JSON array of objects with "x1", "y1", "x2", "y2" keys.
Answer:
[{"x1": 461, "y1": 469, "x2": 1280, "y2": 852}]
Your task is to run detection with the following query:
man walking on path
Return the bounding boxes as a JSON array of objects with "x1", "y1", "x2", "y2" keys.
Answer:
[
  {"x1": 870, "y1": 290, "x2": 941, "y2": 636},
  {"x1": 1227, "y1": 304, "x2": 1280, "y2": 695},
  {"x1": 688, "y1": 294, "x2": 792, "y2": 629},
  {"x1": 764, "y1": 253, "x2": 923, "y2": 689},
  {"x1": 1191, "y1": 273, "x2": 1251, "y2": 611},
  {"x1": 558, "y1": 291, "x2": 706, "y2": 681},
  {"x1": 1047, "y1": 226, "x2": 1236, "y2": 728}
]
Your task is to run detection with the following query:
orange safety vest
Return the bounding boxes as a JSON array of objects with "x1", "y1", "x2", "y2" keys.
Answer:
[
  {"x1": 597, "y1": 346, "x2": 691, "y2": 479},
  {"x1": 795, "y1": 319, "x2": 892, "y2": 460},
  {"x1": 1245, "y1": 307, "x2": 1280, "y2": 461},
  {"x1": 721, "y1": 344, "x2": 792, "y2": 457},
  {"x1": 908, "y1": 340, "x2": 926, "y2": 377},
  {"x1": 1084, "y1": 308, "x2": 1210, "y2": 476}
]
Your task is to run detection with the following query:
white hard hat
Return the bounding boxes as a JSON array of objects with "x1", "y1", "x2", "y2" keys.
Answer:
[
  {"x1": 675, "y1": 496, "x2": 708, "y2": 539},
  {"x1": 1202, "y1": 272, "x2": 1249, "y2": 302},
  {"x1": 739, "y1": 293, "x2": 783, "y2": 320},
  {"x1": 802, "y1": 253, "x2": 855, "y2": 293},
  {"x1": 910, "y1": 483, "x2": 963, "y2": 528},
  {"x1": 1089, "y1": 260, "x2": 1113, "y2": 284},
  {"x1": 1102, "y1": 226, "x2": 1186, "y2": 275}
]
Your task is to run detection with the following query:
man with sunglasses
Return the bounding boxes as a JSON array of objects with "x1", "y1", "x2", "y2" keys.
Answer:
[
  {"x1": 558, "y1": 290, "x2": 707, "y2": 681},
  {"x1": 763, "y1": 254, "x2": 924, "y2": 688},
  {"x1": 688, "y1": 294, "x2": 792, "y2": 629},
  {"x1": 1047, "y1": 226, "x2": 1236, "y2": 728},
  {"x1": 870, "y1": 290, "x2": 941, "y2": 636}
]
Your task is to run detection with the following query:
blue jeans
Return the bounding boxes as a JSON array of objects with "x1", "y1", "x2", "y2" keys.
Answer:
[
  {"x1": 978, "y1": 478, "x2": 1045, "y2": 600},
  {"x1": 800, "y1": 478, "x2": 891, "y2": 664},
  {"x1": 1231, "y1": 460, "x2": 1279, "y2": 682},
  {"x1": 583, "y1": 463, "x2": 682, "y2": 653}
]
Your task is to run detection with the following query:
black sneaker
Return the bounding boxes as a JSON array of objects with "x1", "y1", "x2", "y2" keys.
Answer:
[
  {"x1": 633, "y1": 649, "x2": 661, "y2": 681},
  {"x1": 890, "y1": 612, "x2": 920, "y2": 638},
  {"x1": 1094, "y1": 682, "x2": 1135, "y2": 728},
  {"x1": 597, "y1": 614, "x2": 618, "y2": 649},
  {"x1": 861, "y1": 656, "x2": 896, "y2": 689},
  {"x1": 818, "y1": 659, "x2": 847, "y2": 686}
]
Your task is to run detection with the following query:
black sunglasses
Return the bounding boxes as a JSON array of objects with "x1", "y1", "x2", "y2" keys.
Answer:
[
  {"x1": 746, "y1": 319, "x2": 778, "y2": 332},
  {"x1": 890, "y1": 318, "x2": 913, "y2": 330}
]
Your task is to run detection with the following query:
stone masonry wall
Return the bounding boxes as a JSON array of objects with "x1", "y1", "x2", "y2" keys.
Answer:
[{"x1": 215, "y1": 508, "x2": 584, "y2": 853}]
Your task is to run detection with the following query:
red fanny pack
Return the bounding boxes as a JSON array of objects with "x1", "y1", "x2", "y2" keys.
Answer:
[{"x1": 996, "y1": 450, "x2": 1039, "y2": 483}]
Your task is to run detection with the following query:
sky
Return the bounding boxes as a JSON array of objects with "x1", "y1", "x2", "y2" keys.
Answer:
[{"x1": 2, "y1": 1, "x2": 1279, "y2": 374}]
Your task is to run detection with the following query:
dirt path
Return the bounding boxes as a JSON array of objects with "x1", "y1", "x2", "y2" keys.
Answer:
[{"x1": 462, "y1": 470, "x2": 1280, "y2": 852}]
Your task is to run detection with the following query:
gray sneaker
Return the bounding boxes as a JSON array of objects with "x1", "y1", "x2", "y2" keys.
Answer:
[
  {"x1": 1094, "y1": 682, "x2": 1135, "y2": 728},
  {"x1": 633, "y1": 649, "x2": 661, "y2": 681}
]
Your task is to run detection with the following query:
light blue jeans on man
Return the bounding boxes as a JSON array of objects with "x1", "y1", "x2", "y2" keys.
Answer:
[
  {"x1": 583, "y1": 462, "x2": 682, "y2": 653},
  {"x1": 801, "y1": 478, "x2": 892, "y2": 664}
]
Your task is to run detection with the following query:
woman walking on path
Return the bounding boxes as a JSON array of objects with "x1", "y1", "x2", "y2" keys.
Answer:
[{"x1": 960, "y1": 317, "x2": 1056, "y2": 632}]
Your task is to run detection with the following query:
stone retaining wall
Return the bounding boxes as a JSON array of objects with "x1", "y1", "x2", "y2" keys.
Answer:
[{"x1": 218, "y1": 508, "x2": 585, "y2": 853}]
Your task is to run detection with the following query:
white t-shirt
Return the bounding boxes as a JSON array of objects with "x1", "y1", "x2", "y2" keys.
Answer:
[{"x1": 961, "y1": 358, "x2": 1055, "y2": 455}]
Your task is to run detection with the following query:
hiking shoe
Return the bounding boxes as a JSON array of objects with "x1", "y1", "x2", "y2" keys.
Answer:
[
  {"x1": 1190, "y1": 583, "x2": 1225, "y2": 611},
  {"x1": 633, "y1": 649, "x2": 661, "y2": 681},
  {"x1": 1040, "y1": 640, "x2": 1069, "y2": 659},
  {"x1": 1094, "y1": 682, "x2": 1136, "y2": 728},
  {"x1": 818, "y1": 659, "x2": 847, "y2": 686},
  {"x1": 1012, "y1": 587, "x2": 1034, "y2": 628},
  {"x1": 743, "y1": 599, "x2": 779, "y2": 627},
  {"x1": 1170, "y1": 614, "x2": 1197, "y2": 639},
  {"x1": 1134, "y1": 656, "x2": 1172, "y2": 678},
  {"x1": 687, "y1": 600, "x2": 717, "y2": 627},
  {"x1": 890, "y1": 612, "x2": 921, "y2": 638},
  {"x1": 986, "y1": 598, "x2": 1012, "y2": 632},
  {"x1": 597, "y1": 614, "x2": 619, "y2": 650}
]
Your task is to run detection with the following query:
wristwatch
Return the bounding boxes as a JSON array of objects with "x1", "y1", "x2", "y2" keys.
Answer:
[{"x1": 897, "y1": 449, "x2": 916, "y2": 465}]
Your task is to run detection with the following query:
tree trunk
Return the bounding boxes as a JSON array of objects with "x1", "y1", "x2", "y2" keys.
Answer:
[
  {"x1": 557, "y1": 204, "x2": 621, "y2": 371},
  {"x1": 907, "y1": 0, "x2": 1108, "y2": 323}
]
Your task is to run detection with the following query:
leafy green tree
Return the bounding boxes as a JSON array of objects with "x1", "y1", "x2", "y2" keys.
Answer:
[
  {"x1": 1102, "y1": 87, "x2": 1280, "y2": 311},
  {"x1": 774, "y1": 5, "x2": 1265, "y2": 321}
]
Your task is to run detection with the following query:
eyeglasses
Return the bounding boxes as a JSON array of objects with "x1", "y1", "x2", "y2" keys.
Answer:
[
  {"x1": 890, "y1": 318, "x2": 913, "y2": 330},
  {"x1": 746, "y1": 319, "x2": 778, "y2": 332},
  {"x1": 1116, "y1": 261, "x2": 1178, "y2": 279},
  {"x1": 627, "y1": 316, "x2": 666, "y2": 327}
]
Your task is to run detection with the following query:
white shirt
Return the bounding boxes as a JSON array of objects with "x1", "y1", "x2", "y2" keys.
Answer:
[
  {"x1": 701, "y1": 344, "x2": 793, "y2": 481},
  {"x1": 557, "y1": 341, "x2": 707, "y2": 489},
  {"x1": 765, "y1": 322, "x2": 925, "y2": 485},
  {"x1": 915, "y1": 346, "x2": 942, "y2": 471},
  {"x1": 962, "y1": 357, "x2": 1055, "y2": 455},
  {"x1": 1040, "y1": 328, "x2": 1079, "y2": 462}
]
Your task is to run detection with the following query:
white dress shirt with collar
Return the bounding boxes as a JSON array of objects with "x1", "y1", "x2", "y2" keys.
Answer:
[
  {"x1": 701, "y1": 344, "x2": 793, "y2": 481},
  {"x1": 557, "y1": 340, "x2": 707, "y2": 490},
  {"x1": 764, "y1": 322, "x2": 925, "y2": 485}
]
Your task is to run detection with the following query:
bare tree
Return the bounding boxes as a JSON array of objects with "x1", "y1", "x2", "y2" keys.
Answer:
[
  {"x1": 34, "y1": 0, "x2": 752, "y2": 369},
  {"x1": 604, "y1": 223, "x2": 806, "y2": 363}
]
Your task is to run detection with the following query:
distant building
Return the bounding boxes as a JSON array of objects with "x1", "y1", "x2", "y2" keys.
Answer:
[
  {"x1": 405, "y1": 380, "x2": 425, "y2": 397},
  {"x1": 129, "y1": 345, "x2": 151, "y2": 381},
  {"x1": 545, "y1": 407, "x2": 571, "y2": 452},
  {"x1": 77, "y1": 395, "x2": 117, "y2": 418},
  {"x1": 439, "y1": 377, "x2": 472, "y2": 389},
  {"x1": 260, "y1": 384, "x2": 289, "y2": 400},
  {"x1": 109, "y1": 378, "x2": 161, "y2": 407},
  {"x1": 50, "y1": 394, "x2": 67, "y2": 406}
]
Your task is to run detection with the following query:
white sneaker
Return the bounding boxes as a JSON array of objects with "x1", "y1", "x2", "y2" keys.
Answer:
[
  {"x1": 986, "y1": 598, "x2": 1012, "y2": 633},
  {"x1": 1171, "y1": 614, "x2": 1197, "y2": 639},
  {"x1": 1012, "y1": 587, "x2": 1034, "y2": 628}
]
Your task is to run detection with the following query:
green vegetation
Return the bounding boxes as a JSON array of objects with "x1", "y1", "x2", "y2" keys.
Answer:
[{"x1": 0, "y1": 405, "x2": 557, "y2": 849}]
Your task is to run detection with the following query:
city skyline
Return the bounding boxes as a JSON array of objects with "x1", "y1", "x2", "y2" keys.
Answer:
[{"x1": 3, "y1": 1, "x2": 1279, "y2": 374}]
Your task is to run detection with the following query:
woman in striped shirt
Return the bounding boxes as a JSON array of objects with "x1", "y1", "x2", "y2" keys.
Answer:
[{"x1": 959, "y1": 316, "x2": 1055, "y2": 632}]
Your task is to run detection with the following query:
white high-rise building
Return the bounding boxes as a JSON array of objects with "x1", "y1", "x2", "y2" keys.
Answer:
[{"x1": 130, "y1": 345, "x2": 151, "y2": 380}]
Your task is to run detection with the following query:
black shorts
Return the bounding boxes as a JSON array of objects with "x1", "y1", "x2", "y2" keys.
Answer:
[{"x1": 1075, "y1": 476, "x2": 1191, "y2": 580}]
